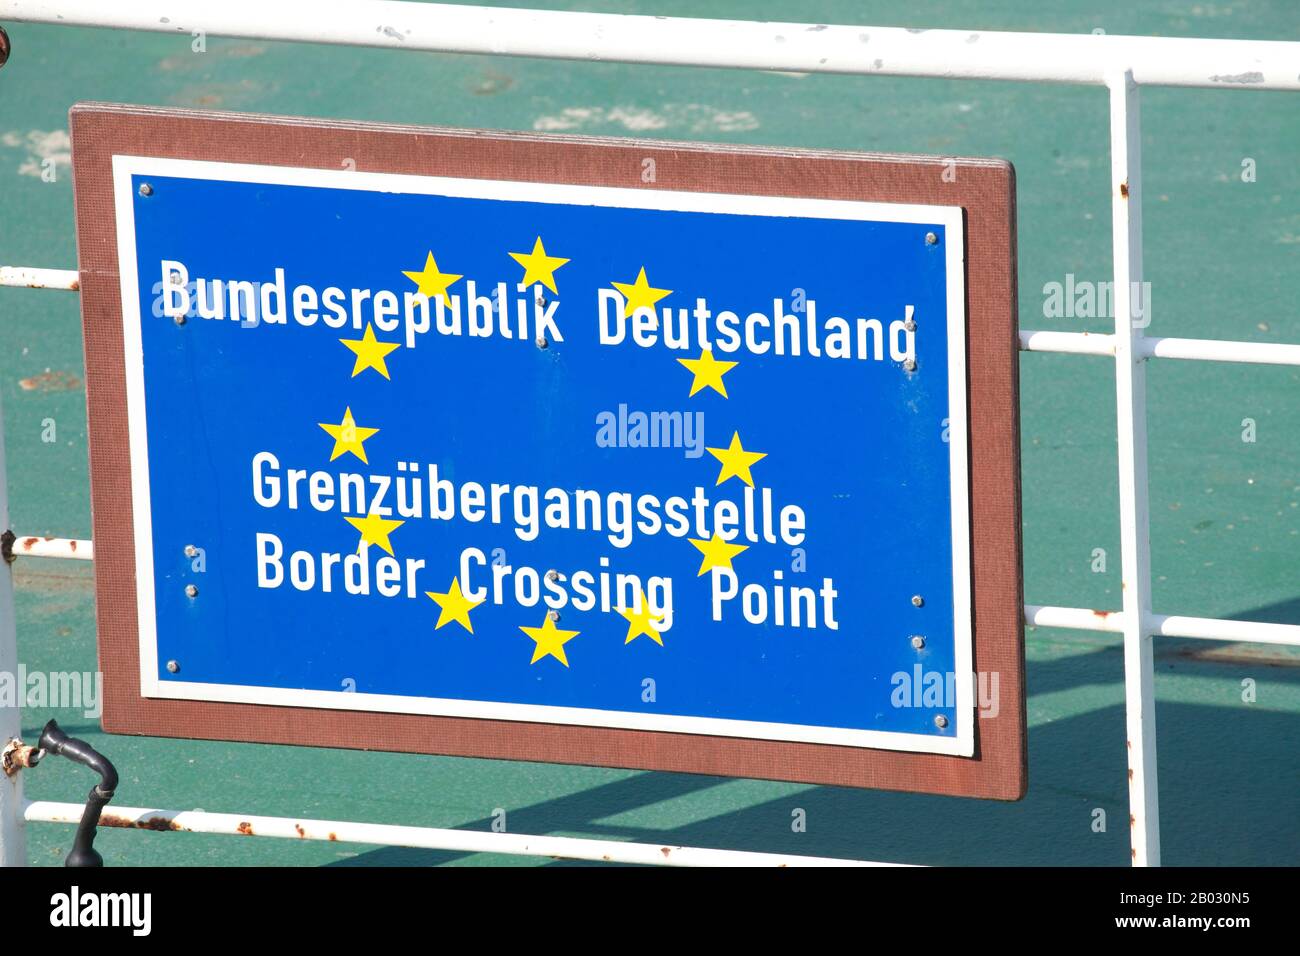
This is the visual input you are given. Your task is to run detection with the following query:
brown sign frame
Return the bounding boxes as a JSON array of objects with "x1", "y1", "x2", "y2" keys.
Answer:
[{"x1": 71, "y1": 102, "x2": 1024, "y2": 799}]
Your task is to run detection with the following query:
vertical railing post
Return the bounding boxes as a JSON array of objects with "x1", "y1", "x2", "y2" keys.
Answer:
[
  {"x1": 1107, "y1": 68, "x2": 1161, "y2": 867},
  {"x1": 0, "y1": 387, "x2": 27, "y2": 866}
]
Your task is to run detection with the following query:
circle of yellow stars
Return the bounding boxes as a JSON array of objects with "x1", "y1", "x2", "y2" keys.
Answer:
[{"x1": 310, "y1": 246, "x2": 785, "y2": 668}]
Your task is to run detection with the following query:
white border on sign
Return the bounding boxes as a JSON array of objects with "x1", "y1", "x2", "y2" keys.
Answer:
[{"x1": 111, "y1": 155, "x2": 974, "y2": 757}]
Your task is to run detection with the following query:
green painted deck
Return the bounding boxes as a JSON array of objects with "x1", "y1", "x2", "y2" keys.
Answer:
[{"x1": 1, "y1": 0, "x2": 1296, "y2": 866}]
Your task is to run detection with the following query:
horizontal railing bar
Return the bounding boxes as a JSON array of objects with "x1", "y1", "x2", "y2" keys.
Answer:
[
  {"x1": 9, "y1": 538, "x2": 1298, "y2": 646},
  {"x1": 6, "y1": 273, "x2": 1298, "y2": 369},
  {"x1": 22, "y1": 800, "x2": 886, "y2": 866},
  {"x1": 1025, "y1": 604, "x2": 1300, "y2": 646},
  {"x1": 1140, "y1": 336, "x2": 1300, "y2": 366},
  {"x1": 4, "y1": 535, "x2": 92, "y2": 560},
  {"x1": 1019, "y1": 329, "x2": 1116, "y2": 356},
  {"x1": 1151, "y1": 613, "x2": 1300, "y2": 646},
  {"x1": 0, "y1": 266, "x2": 79, "y2": 291},
  {"x1": 3, "y1": 1, "x2": 1299, "y2": 90},
  {"x1": 1025, "y1": 603, "x2": 1125, "y2": 632},
  {"x1": 1019, "y1": 330, "x2": 1300, "y2": 367}
]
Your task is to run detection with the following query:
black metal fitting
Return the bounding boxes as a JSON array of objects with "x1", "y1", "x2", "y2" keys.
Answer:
[{"x1": 38, "y1": 720, "x2": 119, "y2": 867}]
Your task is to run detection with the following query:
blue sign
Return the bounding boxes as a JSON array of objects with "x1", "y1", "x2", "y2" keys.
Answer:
[{"x1": 111, "y1": 157, "x2": 973, "y2": 755}]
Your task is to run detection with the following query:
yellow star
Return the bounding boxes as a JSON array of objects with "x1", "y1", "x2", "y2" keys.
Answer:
[
  {"x1": 508, "y1": 236, "x2": 570, "y2": 295},
  {"x1": 340, "y1": 324, "x2": 401, "y2": 379},
  {"x1": 344, "y1": 513, "x2": 405, "y2": 557},
  {"x1": 402, "y1": 251, "x2": 462, "y2": 301},
  {"x1": 519, "y1": 615, "x2": 580, "y2": 667},
  {"x1": 707, "y1": 431, "x2": 768, "y2": 487},
  {"x1": 677, "y1": 348, "x2": 738, "y2": 398},
  {"x1": 618, "y1": 590, "x2": 665, "y2": 646},
  {"x1": 317, "y1": 407, "x2": 379, "y2": 463},
  {"x1": 689, "y1": 534, "x2": 749, "y2": 576},
  {"x1": 425, "y1": 578, "x2": 483, "y2": 634},
  {"x1": 610, "y1": 267, "x2": 672, "y2": 318}
]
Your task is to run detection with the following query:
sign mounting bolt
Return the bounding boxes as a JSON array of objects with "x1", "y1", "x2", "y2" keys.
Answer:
[
  {"x1": 139, "y1": 182, "x2": 154, "y2": 197},
  {"x1": 546, "y1": 570, "x2": 559, "y2": 582},
  {"x1": 535, "y1": 336, "x2": 549, "y2": 349},
  {"x1": 166, "y1": 660, "x2": 180, "y2": 674},
  {"x1": 911, "y1": 594, "x2": 924, "y2": 607},
  {"x1": 185, "y1": 584, "x2": 198, "y2": 598},
  {"x1": 910, "y1": 635, "x2": 926, "y2": 650},
  {"x1": 184, "y1": 544, "x2": 198, "y2": 558},
  {"x1": 2, "y1": 737, "x2": 41, "y2": 776},
  {"x1": 547, "y1": 609, "x2": 560, "y2": 622},
  {"x1": 934, "y1": 714, "x2": 949, "y2": 729},
  {"x1": 902, "y1": 358, "x2": 917, "y2": 372},
  {"x1": 925, "y1": 231, "x2": 938, "y2": 245}
]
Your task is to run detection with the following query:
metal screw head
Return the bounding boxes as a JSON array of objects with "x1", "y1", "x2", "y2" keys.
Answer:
[
  {"x1": 184, "y1": 544, "x2": 198, "y2": 558},
  {"x1": 904, "y1": 318, "x2": 917, "y2": 332},
  {"x1": 910, "y1": 635, "x2": 926, "y2": 650},
  {"x1": 934, "y1": 714, "x2": 949, "y2": 729},
  {"x1": 185, "y1": 584, "x2": 198, "y2": 598},
  {"x1": 166, "y1": 660, "x2": 180, "y2": 674},
  {"x1": 547, "y1": 609, "x2": 560, "y2": 622},
  {"x1": 139, "y1": 182, "x2": 154, "y2": 197},
  {"x1": 173, "y1": 314, "x2": 186, "y2": 326},
  {"x1": 911, "y1": 594, "x2": 925, "y2": 608},
  {"x1": 546, "y1": 570, "x2": 560, "y2": 582},
  {"x1": 535, "y1": 336, "x2": 549, "y2": 349},
  {"x1": 902, "y1": 357, "x2": 917, "y2": 372},
  {"x1": 924, "y1": 231, "x2": 938, "y2": 245}
]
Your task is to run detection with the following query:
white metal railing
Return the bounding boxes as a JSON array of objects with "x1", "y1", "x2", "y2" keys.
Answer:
[
  {"x1": 20, "y1": 801, "x2": 885, "y2": 866},
  {"x1": 1, "y1": 2, "x2": 1297, "y2": 869},
  {"x1": 2, "y1": 1, "x2": 1298, "y2": 90}
]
